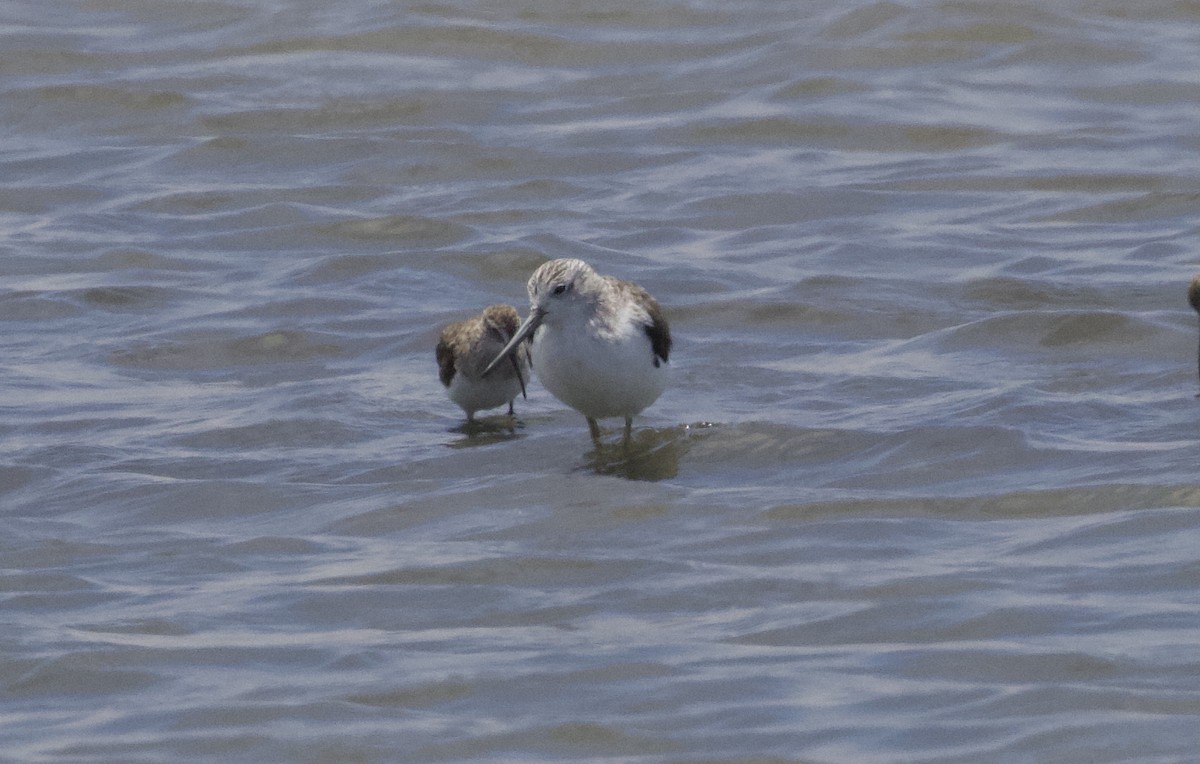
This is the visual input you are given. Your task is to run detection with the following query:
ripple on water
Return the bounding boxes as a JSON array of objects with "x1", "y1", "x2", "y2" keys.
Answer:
[
  {"x1": 675, "y1": 116, "x2": 1012, "y2": 153},
  {"x1": 315, "y1": 214, "x2": 473, "y2": 247},
  {"x1": 923, "y1": 310, "x2": 1175, "y2": 357},
  {"x1": 762, "y1": 483, "x2": 1200, "y2": 522},
  {"x1": 77, "y1": 285, "x2": 179, "y2": 310},
  {"x1": 1039, "y1": 190, "x2": 1200, "y2": 225},
  {"x1": 173, "y1": 418, "x2": 371, "y2": 451},
  {"x1": 111, "y1": 330, "x2": 343, "y2": 371},
  {"x1": 8, "y1": 651, "x2": 163, "y2": 699},
  {"x1": 958, "y1": 275, "x2": 1144, "y2": 313},
  {"x1": 0, "y1": 291, "x2": 81, "y2": 321},
  {"x1": 88, "y1": 249, "x2": 211, "y2": 272},
  {"x1": 0, "y1": 465, "x2": 39, "y2": 496}
]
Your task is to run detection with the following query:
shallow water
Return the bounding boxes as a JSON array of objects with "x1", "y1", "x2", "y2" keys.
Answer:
[{"x1": 4, "y1": 1, "x2": 1200, "y2": 761}]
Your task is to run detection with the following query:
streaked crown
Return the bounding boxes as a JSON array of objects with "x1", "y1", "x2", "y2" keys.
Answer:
[{"x1": 526, "y1": 258, "x2": 598, "y2": 305}]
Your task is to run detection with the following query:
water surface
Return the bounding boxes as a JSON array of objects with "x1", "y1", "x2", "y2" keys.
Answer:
[{"x1": 4, "y1": 1, "x2": 1200, "y2": 761}]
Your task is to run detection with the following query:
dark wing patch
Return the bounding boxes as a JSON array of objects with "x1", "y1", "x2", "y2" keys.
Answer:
[
  {"x1": 606, "y1": 276, "x2": 672, "y2": 367},
  {"x1": 639, "y1": 290, "x2": 672, "y2": 367},
  {"x1": 435, "y1": 335, "x2": 456, "y2": 387}
]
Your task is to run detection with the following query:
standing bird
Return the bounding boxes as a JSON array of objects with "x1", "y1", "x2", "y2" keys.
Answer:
[
  {"x1": 483, "y1": 258, "x2": 671, "y2": 440},
  {"x1": 1189, "y1": 274, "x2": 1200, "y2": 388},
  {"x1": 436, "y1": 304, "x2": 529, "y2": 422}
]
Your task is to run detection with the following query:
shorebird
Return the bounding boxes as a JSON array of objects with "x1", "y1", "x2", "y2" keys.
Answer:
[
  {"x1": 483, "y1": 258, "x2": 671, "y2": 440},
  {"x1": 436, "y1": 304, "x2": 529, "y2": 422},
  {"x1": 1189, "y1": 274, "x2": 1200, "y2": 387}
]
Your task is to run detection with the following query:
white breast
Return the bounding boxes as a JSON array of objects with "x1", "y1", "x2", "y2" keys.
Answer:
[
  {"x1": 532, "y1": 314, "x2": 668, "y2": 420},
  {"x1": 448, "y1": 371, "x2": 524, "y2": 417}
]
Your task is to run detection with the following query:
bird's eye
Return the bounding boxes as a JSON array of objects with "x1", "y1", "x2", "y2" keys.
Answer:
[{"x1": 552, "y1": 283, "x2": 568, "y2": 295}]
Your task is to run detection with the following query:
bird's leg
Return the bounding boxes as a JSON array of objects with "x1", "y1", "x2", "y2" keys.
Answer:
[
  {"x1": 620, "y1": 416, "x2": 636, "y2": 457},
  {"x1": 507, "y1": 400, "x2": 515, "y2": 416},
  {"x1": 587, "y1": 417, "x2": 602, "y2": 443}
]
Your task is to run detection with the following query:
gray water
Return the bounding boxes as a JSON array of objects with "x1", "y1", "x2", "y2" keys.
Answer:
[{"x1": 4, "y1": 1, "x2": 1200, "y2": 761}]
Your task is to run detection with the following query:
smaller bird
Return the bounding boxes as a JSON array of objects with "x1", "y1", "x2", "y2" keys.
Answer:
[
  {"x1": 483, "y1": 258, "x2": 671, "y2": 441},
  {"x1": 436, "y1": 304, "x2": 529, "y2": 422},
  {"x1": 1189, "y1": 274, "x2": 1200, "y2": 388}
]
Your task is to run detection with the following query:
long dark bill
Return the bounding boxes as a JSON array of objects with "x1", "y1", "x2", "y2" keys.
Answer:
[
  {"x1": 509, "y1": 352, "x2": 527, "y2": 399},
  {"x1": 482, "y1": 308, "x2": 543, "y2": 378}
]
